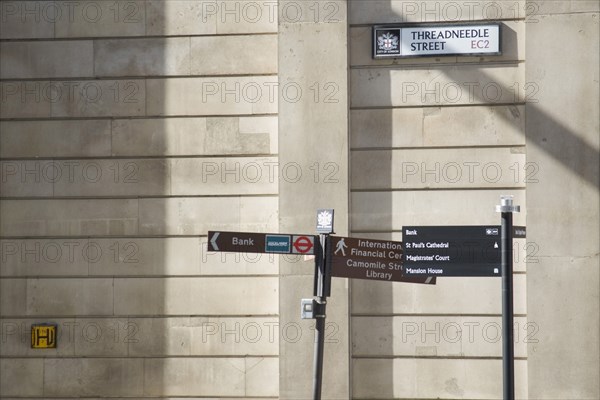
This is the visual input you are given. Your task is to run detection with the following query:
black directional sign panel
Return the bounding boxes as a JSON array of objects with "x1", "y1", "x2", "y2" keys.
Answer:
[
  {"x1": 328, "y1": 236, "x2": 436, "y2": 284},
  {"x1": 208, "y1": 231, "x2": 316, "y2": 255},
  {"x1": 402, "y1": 226, "x2": 503, "y2": 277}
]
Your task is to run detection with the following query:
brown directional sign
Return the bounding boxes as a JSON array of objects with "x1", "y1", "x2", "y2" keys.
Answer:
[
  {"x1": 208, "y1": 231, "x2": 316, "y2": 255},
  {"x1": 328, "y1": 236, "x2": 436, "y2": 285}
]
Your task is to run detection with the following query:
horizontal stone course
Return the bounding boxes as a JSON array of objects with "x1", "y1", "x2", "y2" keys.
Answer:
[
  {"x1": 351, "y1": 190, "x2": 526, "y2": 232},
  {"x1": 351, "y1": 105, "x2": 525, "y2": 149},
  {"x1": 351, "y1": 148, "x2": 526, "y2": 189},
  {"x1": 0, "y1": 120, "x2": 111, "y2": 158},
  {"x1": 0, "y1": 41, "x2": 94, "y2": 79},
  {"x1": 351, "y1": 274, "x2": 527, "y2": 315},
  {"x1": 114, "y1": 277, "x2": 279, "y2": 316},
  {"x1": 0, "y1": 237, "x2": 280, "y2": 277},
  {"x1": 351, "y1": 64, "x2": 526, "y2": 108},
  {"x1": 0, "y1": 1, "x2": 279, "y2": 39},
  {"x1": 352, "y1": 358, "x2": 527, "y2": 399},
  {"x1": 0, "y1": 317, "x2": 278, "y2": 357},
  {"x1": 349, "y1": 1, "x2": 528, "y2": 24},
  {"x1": 352, "y1": 315, "x2": 528, "y2": 357},
  {"x1": 0, "y1": 197, "x2": 278, "y2": 236}
]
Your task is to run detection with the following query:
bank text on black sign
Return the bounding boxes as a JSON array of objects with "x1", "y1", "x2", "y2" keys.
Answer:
[{"x1": 402, "y1": 226, "x2": 502, "y2": 277}]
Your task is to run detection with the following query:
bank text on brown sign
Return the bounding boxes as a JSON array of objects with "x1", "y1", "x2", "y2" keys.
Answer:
[{"x1": 208, "y1": 231, "x2": 316, "y2": 255}]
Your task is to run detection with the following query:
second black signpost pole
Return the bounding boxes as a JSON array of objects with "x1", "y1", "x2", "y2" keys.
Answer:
[
  {"x1": 496, "y1": 196, "x2": 520, "y2": 400},
  {"x1": 312, "y1": 233, "x2": 328, "y2": 399}
]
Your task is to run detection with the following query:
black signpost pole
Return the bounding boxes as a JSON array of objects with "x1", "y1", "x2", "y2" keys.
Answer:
[
  {"x1": 496, "y1": 196, "x2": 520, "y2": 400},
  {"x1": 311, "y1": 209, "x2": 334, "y2": 400},
  {"x1": 312, "y1": 233, "x2": 328, "y2": 400}
]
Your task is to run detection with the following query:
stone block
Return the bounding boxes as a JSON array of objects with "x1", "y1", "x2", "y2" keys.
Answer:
[
  {"x1": 535, "y1": 1, "x2": 599, "y2": 14},
  {"x1": 191, "y1": 35, "x2": 277, "y2": 75},
  {"x1": 54, "y1": 1, "x2": 146, "y2": 38},
  {"x1": 351, "y1": 64, "x2": 526, "y2": 108},
  {"x1": 192, "y1": 317, "x2": 279, "y2": 356},
  {"x1": 0, "y1": 120, "x2": 111, "y2": 158},
  {"x1": 138, "y1": 196, "x2": 277, "y2": 235},
  {"x1": 26, "y1": 278, "x2": 114, "y2": 316},
  {"x1": 43, "y1": 358, "x2": 144, "y2": 397},
  {"x1": 52, "y1": 159, "x2": 170, "y2": 197},
  {"x1": 351, "y1": 190, "x2": 526, "y2": 232},
  {"x1": 351, "y1": 274, "x2": 527, "y2": 315},
  {"x1": 200, "y1": 236, "x2": 279, "y2": 276},
  {"x1": 527, "y1": 256, "x2": 599, "y2": 400},
  {"x1": 72, "y1": 318, "x2": 130, "y2": 356},
  {"x1": 51, "y1": 79, "x2": 146, "y2": 118},
  {"x1": 146, "y1": 77, "x2": 278, "y2": 116},
  {"x1": 216, "y1": 0, "x2": 278, "y2": 34},
  {"x1": 0, "y1": 358, "x2": 43, "y2": 396},
  {"x1": 89, "y1": 237, "x2": 200, "y2": 277},
  {"x1": 349, "y1": 1, "x2": 527, "y2": 24},
  {"x1": 142, "y1": 358, "x2": 279, "y2": 396},
  {"x1": 111, "y1": 116, "x2": 276, "y2": 157},
  {"x1": 245, "y1": 358, "x2": 280, "y2": 396},
  {"x1": 170, "y1": 157, "x2": 278, "y2": 196},
  {"x1": 127, "y1": 317, "x2": 194, "y2": 357},
  {"x1": 113, "y1": 277, "x2": 278, "y2": 315},
  {"x1": 1, "y1": 79, "x2": 145, "y2": 119},
  {"x1": 0, "y1": 199, "x2": 139, "y2": 237},
  {"x1": 128, "y1": 317, "x2": 278, "y2": 356},
  {"x1": 142, "y1": 358, "x2": 245, "y2": 396},
  {"x1": 1, "y1": 159, "x2": 167, "y2": 198},
  {"x1": 146, "y1": 0, "x2": 217, "y2": 36},
  {"x1": 0, "y1": 160, "x2": 54, "y2": 197},
  {"x1": 0, "y1": 41, "x2": 93, "y2": 79},
  {"x1": 351, "y1": 105, "x2": 525, "y2": 149},
  {"x1": 351, "y1": 148, "x2": 526, "y2": 189},
  {"x1": 0, "y1": 81, "x2": 52, "y2": 118},
  {"x1": 352, "y1": 315, "x2": 528, "y2": 358},
  {"x1": 0, "y1": 1, "x2": 54, "y2": 39},
  {"x1": 0, "y1": 279, "x2": 27, "y2": 316},
  {"x1": 278, "y1": 0, "x2": 346, "y2": 25},
  {"x1": 94, "y1": 37, "x2": 191, "y2": 77},
  {"x1": 239, "y1": 115, "x2": 278, "y2": 154},
  {"x1": 0, "y1": 239, "x2": 89, "y2": 277},
  {"x1": 352, "y1": 358, "x2": 527, "y2": 399}
]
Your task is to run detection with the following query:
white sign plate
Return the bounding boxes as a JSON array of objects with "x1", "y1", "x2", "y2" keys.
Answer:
[{"x1": 374, "y1": 23, "x2": 501, "y2": 58}]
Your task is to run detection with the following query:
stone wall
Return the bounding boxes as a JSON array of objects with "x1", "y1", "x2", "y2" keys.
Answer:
[
  {"x1": 348, "y1": 1, "x2": 528, "y2": 398},
  {"x1": 1, "y1": 1, "x2": 279, "y2": 397}
]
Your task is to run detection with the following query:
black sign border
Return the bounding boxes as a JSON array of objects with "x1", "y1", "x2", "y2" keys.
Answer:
[{"x1": 373, "y1": 21, "x2": 503, "y2": 59}]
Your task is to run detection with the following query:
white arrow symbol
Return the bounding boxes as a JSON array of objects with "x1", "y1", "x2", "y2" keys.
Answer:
[
  {"x1": 494, "y1": 242, "x2": 499, "y2": 249},
  {"x1": 210, "y1": 232, "x2": 220, "y2": 251}
]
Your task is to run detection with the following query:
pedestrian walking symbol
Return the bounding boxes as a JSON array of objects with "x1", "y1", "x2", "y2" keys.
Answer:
[{"x1": 334, "y1": 238, "x2": 347, "y2": 256}]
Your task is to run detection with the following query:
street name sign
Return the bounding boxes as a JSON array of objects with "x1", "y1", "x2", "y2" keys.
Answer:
[
  {"x1": 402, "y1": 225, "x2": 508, "y2": 277},
  {"x1": 328, "y1": 236, "x2": 436, "y2": 284},
  {"x1": 373, "y1": 23, "x2": 501, "y2": 58},
  {"x1": 208, "y1": 231, "x2": 316, "y2": 255}
]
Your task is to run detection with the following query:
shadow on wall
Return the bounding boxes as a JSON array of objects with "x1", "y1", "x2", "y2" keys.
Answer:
[{"x1": 349, "y1": 1, "x2": 598, "y2": 399}]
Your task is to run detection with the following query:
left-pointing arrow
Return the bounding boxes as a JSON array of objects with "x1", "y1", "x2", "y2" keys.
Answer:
[{"x1": 210, "y1": 232, "x2": 220, "y2": 251}]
